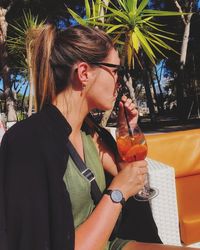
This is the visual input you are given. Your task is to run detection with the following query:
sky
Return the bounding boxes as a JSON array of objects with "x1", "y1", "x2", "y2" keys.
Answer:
[{"x1": 0, "y1": 77, "x2": 29, "y2": 97}]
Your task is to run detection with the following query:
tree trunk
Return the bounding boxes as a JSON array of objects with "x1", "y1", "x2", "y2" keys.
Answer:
[
  {"x1": 148, "y1": 67, "x2": 160, "y2": 113},
  {"x1": 180, "y1": 13, "x2": 193, "y2": 66},
  {"x1": 100, "y1": 103, "x2": 115, "y2": 127},
  {"x1": 154, "y1": 64, "x2": 164, "y2": 111},
  {"x1": 0, "y1": 6, "x2": 17, "y2": 122},
  {"x1": 176, "y1": 13, "x2": 193, "y2": 119},
  {"x1": 143, "y1": 69, "x2": 156, "y2": 124},
  {"x1": 141, "y1": 54, "x2": 156, "y2": 123},
  {"x1": 174, "y1": 0, "x2": 194, "y2": 120}
]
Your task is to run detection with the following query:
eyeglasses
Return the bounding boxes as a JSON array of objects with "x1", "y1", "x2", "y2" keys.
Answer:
[
  {"x1": 91, "y1": 62, "x2": 131, "y2": 96},
  {"x1": 90, "y1": 62, "x2": 126, "y2": 79}
]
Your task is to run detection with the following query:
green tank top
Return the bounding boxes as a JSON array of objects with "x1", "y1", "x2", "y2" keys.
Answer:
[{"x1": 63, "y1": 131, "x2": 130, "y2": 250}]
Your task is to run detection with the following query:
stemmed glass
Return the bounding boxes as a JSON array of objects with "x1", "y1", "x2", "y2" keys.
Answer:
[{"x1": 116, "y1": 122, "x2": 158, "y2": 201}]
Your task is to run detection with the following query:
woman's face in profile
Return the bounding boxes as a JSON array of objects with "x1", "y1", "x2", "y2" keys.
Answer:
[{"x1": 86, "y1": 48, "x2": 121, "y2": 111}]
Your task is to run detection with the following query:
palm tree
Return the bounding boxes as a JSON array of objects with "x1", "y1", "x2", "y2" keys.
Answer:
[
  {"x1": 68, "y1": 0, "x2": 186, "y2": 125},
  {"x1": 7, "y1": 11, "x2": 45, "y2": 116},
  {"x1": 1, "y1": 0, "x2": 78, "y2": 121}
]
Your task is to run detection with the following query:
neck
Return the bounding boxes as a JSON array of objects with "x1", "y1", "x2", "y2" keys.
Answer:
[{"x1": 53, "y1": 89, "x2": 89, "y2": 136}]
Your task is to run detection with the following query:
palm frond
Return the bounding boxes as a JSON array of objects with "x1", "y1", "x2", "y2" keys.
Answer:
[{"x1": 67, "y1": 0, "x2": 187, "y2": 67}]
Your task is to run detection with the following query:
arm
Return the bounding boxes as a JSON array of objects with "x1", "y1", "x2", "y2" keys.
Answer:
[
  {"x1": 75, "y1": 160, "x2": 147, "y2": 250},
  {"x1": 75, "y1": 193, "x2": 122, "y2": 250}
]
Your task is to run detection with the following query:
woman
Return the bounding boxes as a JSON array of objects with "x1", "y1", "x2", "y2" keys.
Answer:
[{"x1": 0, "y1": 25, "x2": 160, "y2": 250}]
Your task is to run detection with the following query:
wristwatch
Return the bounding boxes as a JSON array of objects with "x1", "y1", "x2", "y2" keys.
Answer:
[{"x1": 104, "y1": 189, "x2": 125, "y2": 207}]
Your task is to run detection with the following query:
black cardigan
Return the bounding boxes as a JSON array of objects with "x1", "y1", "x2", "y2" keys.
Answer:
[{"x1": 0, "y1": 104, "x2": 161, "y2": 250}]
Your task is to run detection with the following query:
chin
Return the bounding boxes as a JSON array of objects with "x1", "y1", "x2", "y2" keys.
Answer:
[
  {"x1": 94, "y1": 98, "x2": 115, "y2": 111},
  {"x1": 97, "y1": 103, "x2": 113, "y2": 111}
]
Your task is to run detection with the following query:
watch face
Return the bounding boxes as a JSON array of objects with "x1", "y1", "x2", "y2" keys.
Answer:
[{"x1": 111, "y1": 190, "x2": 123, "y2": 203}]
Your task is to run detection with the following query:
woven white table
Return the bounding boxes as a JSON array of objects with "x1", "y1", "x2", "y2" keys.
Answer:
[{"x1": 147, "y1": 158, "x2": 181, "y2": 246}]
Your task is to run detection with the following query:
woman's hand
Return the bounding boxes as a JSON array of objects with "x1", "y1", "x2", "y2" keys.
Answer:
[
  {"x1": 108, "y1": 160, "x2": 148, "y2": 201},
  {"x1": 118, "y1": 95, "x2": 138, "y2": 126}
]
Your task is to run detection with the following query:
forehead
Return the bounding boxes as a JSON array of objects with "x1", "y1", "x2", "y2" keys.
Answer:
[{"x1": 104, "y1": 48, "x2": 120, "y2": 64}]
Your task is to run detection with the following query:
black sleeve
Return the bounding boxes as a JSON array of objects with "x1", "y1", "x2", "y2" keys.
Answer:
[
  {"x1": 0, "y1": 133, "x2": 9, "y2": 250},
  {"x1": 0, "y1": 130, "x2": 51, "y2": 250}
]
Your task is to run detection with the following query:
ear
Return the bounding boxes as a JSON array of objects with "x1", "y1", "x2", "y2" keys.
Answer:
[{"x1": 76, "y1": 62, "x2": 90, "y2": 87}]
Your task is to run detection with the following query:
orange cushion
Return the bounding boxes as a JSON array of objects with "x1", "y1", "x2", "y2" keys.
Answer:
[
  {"x1": 146, "y1": 129, "x2": 200, "y2": 177},
  {"x1": 176, "y1": 175, "x2": 200, "y2": 244},
  {"x1": 146, "y1": 129, "x2": 200, "y2": 244}
]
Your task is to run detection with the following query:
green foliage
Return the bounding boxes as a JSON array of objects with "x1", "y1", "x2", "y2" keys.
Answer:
[
  {"x1": 67, "y1": 0, "x2": 187, "y2": 68},
  {"x1": 7, "y1": 10, "x2": 45, "y2": 78}
]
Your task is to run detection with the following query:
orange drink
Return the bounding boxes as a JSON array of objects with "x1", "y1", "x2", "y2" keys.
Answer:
[
  {"x1": 115, "y1": 123, "x2": 158, "y2": 201},
  {"x1": 116, "y1": 134, "x2": 148, "y2": 162}
]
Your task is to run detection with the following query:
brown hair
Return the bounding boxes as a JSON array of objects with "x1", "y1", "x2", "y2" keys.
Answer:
[{"x1": 31, "y1": 24, "x2": 114, "y2": 111}]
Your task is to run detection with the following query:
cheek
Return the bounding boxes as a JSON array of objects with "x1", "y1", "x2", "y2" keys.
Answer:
[
  {"x1": 87, "y1": 83, "x2": 114, "y2": 109},
  {"x1": 99, "y1": 74, "x2": 116, "y2": 92},
  {"x1": 95, "y1": 82, "x2": 115, "y2": 98},
  {"x1": 93, "y1": 70, "x2": 116, "y2": 95},
  {"x1": 86, "y1": 71, "x2": 117, "y2": 109},
  {"x1": 98, "y1": 84, "x2": 116, "y2": 107}
]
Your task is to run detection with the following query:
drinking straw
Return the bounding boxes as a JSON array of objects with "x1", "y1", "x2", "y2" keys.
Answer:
[
  {"x1": 118, "y1": 69, "x2": 133, "y2": 136},
  {"x1": 123, "y1": 103, "x2": 133, "y2": 137}
]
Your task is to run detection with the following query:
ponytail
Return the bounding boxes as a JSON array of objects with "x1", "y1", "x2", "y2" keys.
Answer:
[{"x1": 31, "y1": 24, "x2": 56, "y2": 111}]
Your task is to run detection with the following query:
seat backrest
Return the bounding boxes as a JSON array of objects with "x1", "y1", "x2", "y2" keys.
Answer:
[{"x1": 146, "y1": 129, "x2": 200, "y2": 178}]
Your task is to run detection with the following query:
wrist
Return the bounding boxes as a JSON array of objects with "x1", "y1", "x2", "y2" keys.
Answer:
[{"x1": 104, "y1": 188, "x2": 126, "y2": 207}]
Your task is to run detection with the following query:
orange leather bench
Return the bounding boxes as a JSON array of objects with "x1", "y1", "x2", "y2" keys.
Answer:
[{"x1": 146, "y1": 129, "x2": 200, "y2": 245}]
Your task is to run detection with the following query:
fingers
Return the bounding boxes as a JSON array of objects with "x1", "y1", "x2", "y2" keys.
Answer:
[
  {"x1": 119, "y1": 160, "x2": 148, "y2": 172},
  {"x1": 110, "y1": 160, "x2": 148, "y2": 199},
  {"x1": 131, "y1": 161, "x2": 148, "y2": 187},
  {"x1": 118, "y1": 96, "x2": 138, "y2": 125},
  {"x1": 137, "y1": 167, "x2": 148, "y2": 175},
  {"x1": 121, "y1": 96, "x2": 137, "y2": 107},
  {"x1": 124, "y1": 160, "x2": 147, "y2": 185},
  {"x1": 131, "y1": 160, "x2": 148, "y2": 169},
  {"x1": 135, "y1": 171, "x2": 147, "y2": 189},
  {"x1": 122, "y1": 97, "x2": 137, "y2": 110}
]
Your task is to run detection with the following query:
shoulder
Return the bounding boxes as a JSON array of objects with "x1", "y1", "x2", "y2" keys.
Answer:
[{"x1": 5, "y1": 112, "x2": 46, "y2": 146}]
